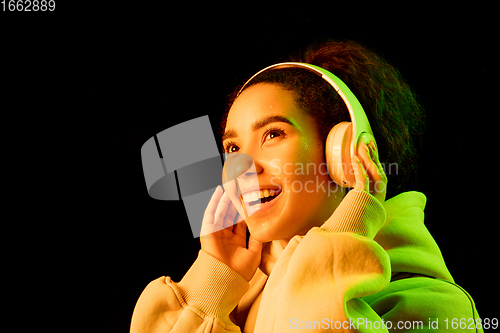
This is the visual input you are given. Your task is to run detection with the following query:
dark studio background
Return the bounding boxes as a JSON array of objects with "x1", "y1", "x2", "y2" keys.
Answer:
[{"x1": 2, "y1": 3, "x2": 496, "y2": 332}]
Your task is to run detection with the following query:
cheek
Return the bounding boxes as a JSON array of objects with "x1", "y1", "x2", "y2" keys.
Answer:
[
  {"x1": 269, "y1": 137, "x2": 331, "y2": 203},
  {"x1": 284, "y1": 171, "x2": 332, "y2": 203},
  {"x1": 281, "y1": 150, "x2": 331, "y2": 198}
]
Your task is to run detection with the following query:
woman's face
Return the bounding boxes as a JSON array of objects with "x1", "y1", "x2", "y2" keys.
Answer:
[{"x1": 223, "y1": 83, "x2": 343, "y2": 242}]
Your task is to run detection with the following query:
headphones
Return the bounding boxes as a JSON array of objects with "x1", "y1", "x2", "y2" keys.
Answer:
[{"x1": 239, "y1": 62, "x2": 375, "y2": 188}]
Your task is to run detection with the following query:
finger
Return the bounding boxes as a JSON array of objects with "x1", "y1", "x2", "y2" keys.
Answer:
[
  {"x1": 358, "y1": 142, "x2": 388, "y2": 195},
  {"x1": 247, "y1": 235, "x2": 263, "y2": 254},
  {"x1": 201, "y1": 186, "x2": 223, "y2": 236},
  {"x1": 369, "y1": 144, "x2": 386, "y2": 179},
  {"x1": 365, "y1": 143, "x2": 387, "y2": 193},
  {"x1": 203, "y1": 186, "x2": 223, "y2": 224},
  {"x1": 234, "y1": 211, "x2": 244, "y2": 224},
  {"x1": 352, "y1": 155, "x2": 369, "y2": 191},
  {"x1": 370, "y1": 150, "x2": 388, "y2": 199},
  {"x1": 369, "y1": 141, "x2": 378, "y2": 159},
  {"x1": 213, "y1": 191, "x2": 232, "y2": 227},
  {"x1": 361, "y1": 142, "x2": 388, "y2": 203},
  {"x1": 222, "y1": 199, "x2": 239, "y2": 229},
  {"x1": 359, "y1": 143, "x2": 378, "y2": 179},
  {"x1": 233, "y1": 220, "x2": 248, "y2": 239}
]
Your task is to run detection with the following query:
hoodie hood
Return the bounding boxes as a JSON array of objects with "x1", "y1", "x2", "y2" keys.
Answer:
[{"x1": 374, "y1": 191, "x2": 453, "y2": 282}]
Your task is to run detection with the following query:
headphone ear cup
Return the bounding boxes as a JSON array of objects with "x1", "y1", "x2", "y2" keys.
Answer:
[{"x1": 325, "y1": 122, "x2": 355, "y2": 187}]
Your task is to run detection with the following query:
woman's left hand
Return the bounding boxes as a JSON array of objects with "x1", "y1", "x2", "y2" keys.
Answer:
[{"x1": 352, "y1": 141, "x2": 387, "y2": 203}]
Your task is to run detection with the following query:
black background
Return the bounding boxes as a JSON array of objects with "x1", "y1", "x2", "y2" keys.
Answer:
[{"x1": 2, "y1": 3, "x2": 497, "y2": 331}]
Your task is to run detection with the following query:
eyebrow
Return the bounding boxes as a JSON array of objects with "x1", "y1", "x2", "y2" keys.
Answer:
[{"x1": 222, "y1": 115, "x2": 295, "y2": 142}]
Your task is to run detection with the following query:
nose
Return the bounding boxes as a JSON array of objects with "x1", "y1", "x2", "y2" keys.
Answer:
[{"x1": 222, "y1": 153, "x2": 255, "y2": 183}]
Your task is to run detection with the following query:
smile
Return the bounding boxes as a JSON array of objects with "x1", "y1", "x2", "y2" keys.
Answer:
[
  {"x1": 242, "y1": 189, "x2": 283, "y2": 206},
  {"x1": 239, "y1": 187, "x2": 283, "y2": 218}
]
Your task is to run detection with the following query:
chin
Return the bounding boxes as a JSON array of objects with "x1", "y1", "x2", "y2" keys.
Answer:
[
  {"x1": 246, "y1": 213, "x2": 297, "y2": 243},
  {"x1": 246, "y1": 222, "x2": 272, "y2": 243},
  {"x1": 246, "y1": 218, "x2": 281, "y2": 243}
]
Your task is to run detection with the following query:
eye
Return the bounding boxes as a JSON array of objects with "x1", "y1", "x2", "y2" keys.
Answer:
[
  {"x1": 223, "y1": 141, "x2": 240, "y2": 153},
  {"x1": 263, "y1": 127, "x2": 286, "y2": 145}
]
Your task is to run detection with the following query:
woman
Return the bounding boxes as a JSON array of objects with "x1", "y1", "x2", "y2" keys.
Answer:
[{"x1": 131, "y1": 40, "x2": 482, "y2": 332}]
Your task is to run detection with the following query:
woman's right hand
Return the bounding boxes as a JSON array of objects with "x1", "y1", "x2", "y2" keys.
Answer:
[{"x1": 200, "y1": 186, "x2": 263, "y2": 282}]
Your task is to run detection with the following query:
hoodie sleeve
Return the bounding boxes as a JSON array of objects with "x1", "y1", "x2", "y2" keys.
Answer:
[{"x1": 130, "y1": 250, "x2": 248, "y2": 333}]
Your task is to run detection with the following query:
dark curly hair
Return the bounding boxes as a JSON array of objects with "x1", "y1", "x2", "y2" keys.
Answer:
[{"x1": 220, "y1": 39, "x2": 427, "y2": 198}]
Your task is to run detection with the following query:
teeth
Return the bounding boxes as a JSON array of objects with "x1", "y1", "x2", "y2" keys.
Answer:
[
  {"x1": 242, "y1": 189, "x2": 281, "y2": 203},
  {"x1": 243, "y1": 191, "x2": 259, "y2": 203}
]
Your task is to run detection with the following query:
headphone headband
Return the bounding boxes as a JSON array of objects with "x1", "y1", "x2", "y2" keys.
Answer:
[{"x1": 239, "y1": 62, "x2": 373, "y2": 160}]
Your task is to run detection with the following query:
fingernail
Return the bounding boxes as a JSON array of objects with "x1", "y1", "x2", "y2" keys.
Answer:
[
  {"x1": 369, "y1": 141, "x2": 377, "y2": 151},
  {"x1": 362, "y1": 142, "x2": 370, "y2": 152}
]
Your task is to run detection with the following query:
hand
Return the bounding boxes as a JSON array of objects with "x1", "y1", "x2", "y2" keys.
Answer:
[
  {"x1": 200, "y1": 186, "x2": 263, "y2": 282},
  {"x1": 352, "y1": 141, "x2": 387, "y2": 203}
]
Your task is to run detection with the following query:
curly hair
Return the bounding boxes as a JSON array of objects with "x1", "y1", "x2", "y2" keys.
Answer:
[{"x1": 220, "y1": 39, "x2": 427, "y2": 198}]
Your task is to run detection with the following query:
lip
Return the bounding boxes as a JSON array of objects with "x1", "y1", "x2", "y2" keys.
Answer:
[{"x1": 240, "y1": 188, "x2": 283, "y2": 218}]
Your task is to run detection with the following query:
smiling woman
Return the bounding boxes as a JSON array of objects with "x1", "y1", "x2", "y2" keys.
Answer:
[{"x1": 130, "y1": 40, "x2": 482, "y2": 333}]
